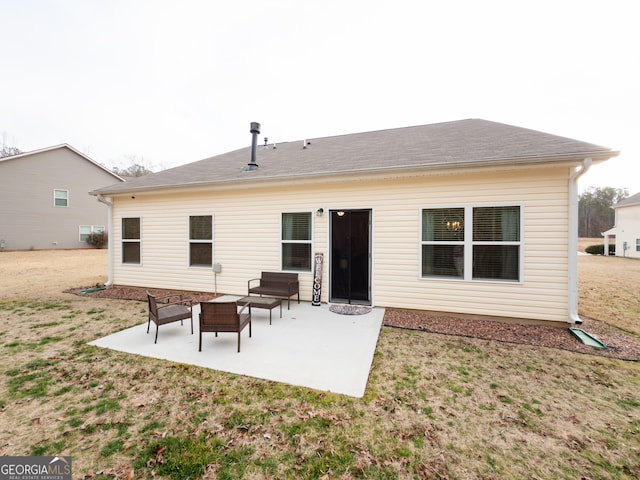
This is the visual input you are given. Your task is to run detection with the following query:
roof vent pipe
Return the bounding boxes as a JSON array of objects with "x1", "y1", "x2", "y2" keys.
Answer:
[{"x1": 248, "y1": 122, "x2": 260, "y2": 170}]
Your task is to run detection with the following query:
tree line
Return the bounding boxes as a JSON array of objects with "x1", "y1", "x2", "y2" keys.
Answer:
[
  {"x1": 0, "y1": 141, "x2": 154, "y2": 177},
  {"x1": 578, "y1": 186, "x2": 628, "y2": 238}
]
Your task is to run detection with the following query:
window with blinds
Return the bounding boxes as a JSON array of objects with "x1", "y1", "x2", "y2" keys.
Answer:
[
  {"x1": 472, "y1": 206, "x2": 520, "y2": 281},
  {"x1": 421, "y1": 208, "x2": 464, "y2": 278},
  {"x1": 189, "y1": 215, "x2": 213, "y2": 267},
  {"x1": 122, "y1": 217, "x2": 141, "y2": 264},
  {"x1": 281, "y1": 212, "x2": 312, "y2": 271},
  {"x1": 421, "y1": 206, "x2": 521, "y2": 281}
]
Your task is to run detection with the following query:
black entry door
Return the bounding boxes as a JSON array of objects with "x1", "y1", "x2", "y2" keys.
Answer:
[{"x1": 330, "y1": 209, "x2": 371, "y2": 304}]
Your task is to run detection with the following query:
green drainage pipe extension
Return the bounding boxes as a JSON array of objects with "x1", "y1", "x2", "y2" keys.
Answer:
[
  {"x1": 568, "y1": 327, "x2": 607, "y2": 349},
  {"x1": 80, "y1": 287, "x2": 106, "y2": 295}
]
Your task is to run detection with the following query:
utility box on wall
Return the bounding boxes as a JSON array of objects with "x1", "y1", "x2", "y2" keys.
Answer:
[{"x1": 213, "y1": 263, "x2": 222, "y2": 273}]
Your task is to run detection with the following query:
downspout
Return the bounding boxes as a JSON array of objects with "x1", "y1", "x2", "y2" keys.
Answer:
[
  {"x1": 97, "y1": 195, "x2": 114, "y2": 287},
  {"x1": 568, "y1": 158, "x2": 592, "y2": 324}
]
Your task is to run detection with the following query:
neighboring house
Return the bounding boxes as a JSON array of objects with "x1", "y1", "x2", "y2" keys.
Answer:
[
  {"x1": 0, "y1": 144, "x2": 124, "y2": 250},
  {"x1": 91, "y1": 119, "x2": 617, "y2": 325},
  {"x1": 602, "y1": 192, "x2": 640, "y2": 259}
]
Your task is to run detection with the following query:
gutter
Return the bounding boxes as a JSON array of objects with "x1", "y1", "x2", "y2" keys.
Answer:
[
  {"x1": 568, "y1": 158, "x2": 592, "y2": 324},
  {"x1": 90, "y1": 151, "x2": 618, "y2": 197},
  {"x1": 96, "y1": 195, "x2": 114, "y2": 287}
]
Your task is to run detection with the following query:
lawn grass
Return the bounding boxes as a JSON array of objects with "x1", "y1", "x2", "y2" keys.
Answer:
[
  {"x1": 579, "y1": 238, "x2": 640, "y2": 336},
  {"x1": 0, "y1": 249, "x2": 638, "y2": 478}
]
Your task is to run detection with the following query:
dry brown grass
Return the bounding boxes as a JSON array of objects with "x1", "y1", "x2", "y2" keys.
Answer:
[
  {"x1": 0, "y1": 249, "x2": 639, "y2": 479},
  {"x1": 578, "y1": 237, "x2": 602, "y2": 253},
  {"x1": 578, "y1": 239, "x2": 640, "y2": 336}
]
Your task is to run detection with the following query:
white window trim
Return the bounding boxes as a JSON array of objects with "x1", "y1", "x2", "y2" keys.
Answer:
[
  {"x1": 188, "y1": 214, "x2": 214, "y2": 268},
  {"x1": 54, "y1": 189, "x2": 69, "y2": 207},
  {"x1": 121, "y1": 216, "x2": 142, "y2": 266},
  {"x1": 280, "y1": 211, "x2": 314, "y2": 273},
  {"x1": 79, "y1": 225, "x2": 105, "y2": 242},
  {"x1": 419, "y1": 203, "x2": 524, "y2": 283}
]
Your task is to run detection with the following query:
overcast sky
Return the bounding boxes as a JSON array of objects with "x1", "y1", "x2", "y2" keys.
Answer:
[{"x1": 1, "y1": 0, "x2": 638, "y2": 193}]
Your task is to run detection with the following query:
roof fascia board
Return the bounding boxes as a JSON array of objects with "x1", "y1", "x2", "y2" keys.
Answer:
[
  {"x1": 0, "y1": 143, "x2": 68, "y2": 161},
  {"x1": 93, "y1": 154, "x2": 614, "y2": 197},
  {"x1": 615, "y1": 201, "x2": 640, "y2": 209},
  {"x1": 1, "y1": 144, "x2": 125, "y2": 182}
]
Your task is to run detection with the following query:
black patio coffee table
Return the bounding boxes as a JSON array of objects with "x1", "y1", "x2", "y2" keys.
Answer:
[{"x1": 236, "y1": 296, "x2": 282, "y2": 325}]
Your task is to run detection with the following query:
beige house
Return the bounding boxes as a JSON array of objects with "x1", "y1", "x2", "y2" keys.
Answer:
[
  {"x1": 0, "y1": 144, "x2": 123, "y2": 250},
  {"x1": 91, "y1": 119, "x2": 617, "y2": 325},
  {"x1": 602, "y1": 192, "x2": 640, "y2": 259}
]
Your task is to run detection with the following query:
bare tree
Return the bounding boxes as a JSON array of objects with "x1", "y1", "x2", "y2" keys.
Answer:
[
  {"x1": 578, "y1": 187, "x2": 628, "y2": 237},
  {"x1": 111, "y1": 155, "x2": 156, "y2": 177},
  {"x1": 112, "y1": 163, "x2": 154, "y2": 177},
  {"x1": 0, "y1": 132, "x2": 22, "y2": 158}
]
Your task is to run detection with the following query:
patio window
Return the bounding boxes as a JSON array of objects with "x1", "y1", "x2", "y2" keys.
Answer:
[
  {"x1": 189, "y1": 215, "x2": 213, "y2": 267},
  {"x1": 421, "y1": 205, "x2": 521, "y2": 281},
  {"x1": 421, "y1": 208, "x2": 465, "y2": 278},
  {"x1": 472, "y1": 206, "x2": 520, "y2": 281},
  {"x1": 79, "y1": 225, "x2": 104, "y2": 242},
  {"x1": 282, "y1": 212, "x2": 312, "y2": 271},
  {"x1": 54, "y1": 189, "x2": 68, "y2": 207},
  {"x1": 122, "y1": 217, "x2": 141, "y2": 264}
]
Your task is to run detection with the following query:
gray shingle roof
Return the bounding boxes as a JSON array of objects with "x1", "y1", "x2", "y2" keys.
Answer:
[
  {"x1": 615, "y1": 192, "x2": 640, "y2": 207},
  {"x1": 91, "y1": 119, "x2": 617, "y2": 195},
  {"x1": 1, "y1": 144, "x2": 125, "y2": 182}
]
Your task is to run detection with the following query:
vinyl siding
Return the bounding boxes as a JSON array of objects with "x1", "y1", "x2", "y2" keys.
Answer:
[
  {"x1": 110, "y1": 165, "x2": 572, "y2": 322},
  {"x1": 0, "y1": 147, "x2": 121, "y2": 250},
  {"x1": 613, "y1": 205, "x2": 640, "y2": 258}
]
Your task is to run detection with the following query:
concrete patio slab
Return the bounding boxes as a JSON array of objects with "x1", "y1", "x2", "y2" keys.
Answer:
[{"x1": 89, "y1": 296, "x2": 384, "y2": 398}]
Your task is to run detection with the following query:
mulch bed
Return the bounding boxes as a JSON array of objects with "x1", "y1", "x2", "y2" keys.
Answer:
[
  {"x1": 66, "y1": 285, "x2": 640, "y2": 361},
  {"x1": 66, "y1": 285, "x2": 216, "y2": 304},
  {"x1": 384, "y1": 308, "x2": 640, "y2": 361}
]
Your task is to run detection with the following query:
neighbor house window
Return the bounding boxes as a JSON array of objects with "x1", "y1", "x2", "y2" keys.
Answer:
[
  {"x1": 79, "y1": 225, "x2": 104, "y2": 242},
  {"x1": 422, "y1": 205, "x2": 521, "y2": 281},
  {"x1": 282, "y1": 212, "x2": 312, "y2": 271},
  {"x1": 189, "y1": 215, "x2": 213, "y2": 267},
  {"x1": 122, "y1": 217, "x2": 141, "y2": 264},
  {"x1": 636, "y1": 239, "x2": 640, "y2": 252},
  {"x1": 54, "y1": 189, "x2": 68, "y2": 207}
]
